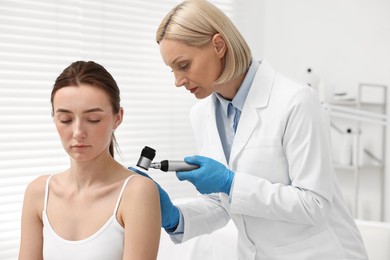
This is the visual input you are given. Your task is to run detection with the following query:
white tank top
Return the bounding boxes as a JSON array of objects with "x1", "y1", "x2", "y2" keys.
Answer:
[{"x1": 42, "y1": 175, "x2": 135, "y2": 260}]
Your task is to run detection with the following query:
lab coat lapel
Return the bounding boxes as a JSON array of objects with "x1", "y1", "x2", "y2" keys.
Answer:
[{"x1": 229, "y1": 60, "x2": 276, "y2": 164}]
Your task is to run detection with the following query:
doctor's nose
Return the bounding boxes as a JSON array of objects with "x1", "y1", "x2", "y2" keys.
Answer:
[{"x1": 174, "y1": 75, "x2": 188, "y2": 88}]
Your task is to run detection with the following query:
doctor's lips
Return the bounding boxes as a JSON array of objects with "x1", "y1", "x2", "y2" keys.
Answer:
[{"x1": 187, "y1": 86, "x2": 198, "y2": 94}]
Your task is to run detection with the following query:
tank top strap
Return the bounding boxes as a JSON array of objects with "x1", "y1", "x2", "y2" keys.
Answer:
[
  {"x1": 43, "y1": 175, "x2": 55, "y2": 212},
  {"x1": 112, "y1": 174, "x2": 138, "y2": 215}
]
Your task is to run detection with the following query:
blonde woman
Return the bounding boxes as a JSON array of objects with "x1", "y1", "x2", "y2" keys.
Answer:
[
  {"x1": 19, "y1": 61, "x2": 161, "y2": 260},
  {"x1": 145, "y1": 0, "x2": 368, "y2": 259}
]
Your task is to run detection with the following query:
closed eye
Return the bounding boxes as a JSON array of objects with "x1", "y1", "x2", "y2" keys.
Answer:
[
  {"x1": 60, "y1": 119, "x2": 72, "y2": 124},
  {"x1": 178, "y1": 62, "x2": 189, "y2": 71}
]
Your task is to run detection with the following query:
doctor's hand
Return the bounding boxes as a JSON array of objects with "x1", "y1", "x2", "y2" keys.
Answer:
[
  {"x1": 176, "y1": 156, "x2": 234, "y2": 195},
  {"x1": 128, "y1": 166, "x2": 179, "y2": 232}
]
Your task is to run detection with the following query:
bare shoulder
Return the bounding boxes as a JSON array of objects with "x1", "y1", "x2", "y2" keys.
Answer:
[
  {"x1": 118, "y1": 174, "x2": 160, "y2": 224},
  {"x1": 22, "y1": 175, "x2": 51, "y2": 216},
  {"x1": 119, "y1": 174, "x2": 160, "y2": 208},
  {"x1": 124, "y1": 174, "x2": 159, "y2": 198},
  {"x1": 119, "y1": 174, "x2": 161, "y2": 258},
  {"x1": 24, "y1": 175, "x2": 50, "y2": 198}
]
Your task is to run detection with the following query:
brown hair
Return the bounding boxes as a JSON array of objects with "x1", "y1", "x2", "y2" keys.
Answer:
[{"x1": 51, "y1": 61, "x2": 121, "y2": 157}]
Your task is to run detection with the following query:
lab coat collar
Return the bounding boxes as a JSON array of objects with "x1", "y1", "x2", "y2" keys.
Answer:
[
  {"x1": 244, "y1": 59, "x2": 275, "y2": 109},
  {"x1": 215, "y1": 58, "x2": 259, "y2": 115}
]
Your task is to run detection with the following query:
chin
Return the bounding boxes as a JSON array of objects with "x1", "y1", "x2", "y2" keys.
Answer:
[{"x1": 195, "y1": 92, "x2": 212, "y2": 100}]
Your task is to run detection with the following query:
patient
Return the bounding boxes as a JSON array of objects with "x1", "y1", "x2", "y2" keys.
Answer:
[{"x1": 18, "y1": 61, "x2": 161, "y2": 260}]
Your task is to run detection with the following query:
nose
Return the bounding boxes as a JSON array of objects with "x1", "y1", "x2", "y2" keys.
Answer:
[
  {"x1": 73, "y1": 121, "x2": 86, "y2": 140},
  {"x1": 174, "y1": 73, "x2": 188, "y2": 88}
]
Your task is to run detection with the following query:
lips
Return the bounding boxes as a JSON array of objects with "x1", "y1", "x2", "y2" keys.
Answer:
[
  {"x1": 71, "y1": 144, "x2": 91, "y2": 149},
  {"x1": 188, "y1": 87, "x2": 198, "y2": 94}
]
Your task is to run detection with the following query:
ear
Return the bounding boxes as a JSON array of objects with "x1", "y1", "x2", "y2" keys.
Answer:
[
  {"x1": 114, "y1": 107, "x2": 124, "y2": 129},
  {"x1": 212, "y1": 33, "x2": 227, "y2": 58}
]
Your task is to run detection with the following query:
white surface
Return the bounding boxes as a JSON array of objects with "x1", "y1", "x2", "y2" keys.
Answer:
[
  {"x1": 158, "y1": 219, "x2": 238, "y2": 260},
  {"x1": 158, "y1": 218, "x2": 390, "y2": 260},
  {"x1": 356, "y1": 219, "x2": 390, "y2": 260},
  {"x1": 360, "y1": 85, "x2": 386, "y2": 104}
]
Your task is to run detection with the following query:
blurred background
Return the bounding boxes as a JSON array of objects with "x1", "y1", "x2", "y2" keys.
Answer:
[{"x1": 1, "y1": 0, "x2": 389, "y2": 259}]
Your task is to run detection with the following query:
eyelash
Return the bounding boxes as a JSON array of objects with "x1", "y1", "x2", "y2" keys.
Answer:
[
  {"x1": 179, "y1": 63, "x2": 188, "y2": 71},
  {"x1": 59, "y1": 119, "x2": 101, "y2": 124}
]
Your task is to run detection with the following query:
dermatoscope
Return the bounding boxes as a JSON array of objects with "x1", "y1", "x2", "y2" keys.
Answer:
[{"x1": 136, "y1": 146, "x2": 199, "y2": 172}]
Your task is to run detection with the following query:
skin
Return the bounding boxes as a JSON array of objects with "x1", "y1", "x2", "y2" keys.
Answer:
[
  {"x1": 19, "y1": 84, "x2": 161, "y2": 260},
  {"x1": 159, "y1": 33, "x2": 245, "y2": 101}
]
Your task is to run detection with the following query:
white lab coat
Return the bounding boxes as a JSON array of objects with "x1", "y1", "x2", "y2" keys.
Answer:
[{"x1": 172, "y1": 60, "x2": 368, "y2": 260}]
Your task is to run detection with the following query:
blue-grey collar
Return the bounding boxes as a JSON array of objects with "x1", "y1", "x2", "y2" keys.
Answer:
[{"x1": 215, "y1": 59, "x2": 260, "y2": 115}]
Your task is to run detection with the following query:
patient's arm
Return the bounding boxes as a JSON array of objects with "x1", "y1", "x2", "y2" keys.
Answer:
[
  {"x1": 19, "y1": 176, "x2": 47, "y2": 260},
  {"x1": 120, "y1": 175, "x2": 161, "y2": 260}
]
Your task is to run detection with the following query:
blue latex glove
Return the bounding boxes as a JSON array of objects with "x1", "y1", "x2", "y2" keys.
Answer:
[
  {"x1": 176, "y1": 155, "x2": 234, "y2": 195},
  {"x1": 128, "y1": 166, "x2": 179, "y2": 231}
]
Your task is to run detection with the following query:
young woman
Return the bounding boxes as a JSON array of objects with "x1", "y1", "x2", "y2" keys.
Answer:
[
  {"x1": 18, "y1": 61, "x2": 161, "y2": 260},
  {"x1": 149, "y1": 0, "x2": 368, "y2": 259}
]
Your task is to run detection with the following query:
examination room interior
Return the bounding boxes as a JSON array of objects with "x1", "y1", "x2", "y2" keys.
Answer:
[{"x1": 1, "y1": 0, "x2": 390, "y2": 259}]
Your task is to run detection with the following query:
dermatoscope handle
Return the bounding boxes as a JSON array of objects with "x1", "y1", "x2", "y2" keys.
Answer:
[{"x1": 152, "y1": 160, "x2": 200, "y2": 172}]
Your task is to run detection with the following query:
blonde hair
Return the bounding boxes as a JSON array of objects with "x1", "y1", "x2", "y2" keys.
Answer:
[{"x1": 156, "y1": 0, "x2": 252, "y2": 85}]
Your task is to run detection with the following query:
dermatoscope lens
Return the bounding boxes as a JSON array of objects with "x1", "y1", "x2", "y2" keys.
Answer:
[{"x1": 136, "y1": 146, "x2": 156, "y2": 170}]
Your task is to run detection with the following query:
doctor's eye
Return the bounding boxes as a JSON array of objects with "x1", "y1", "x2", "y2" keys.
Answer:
[{"x1": 178, "y1": 62, "x2": 189, "y2": 71}]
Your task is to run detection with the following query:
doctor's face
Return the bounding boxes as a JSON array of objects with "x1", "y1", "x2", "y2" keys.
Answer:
[{"x1": 159, "y1": 37, "x2": 225, "y2": 99}]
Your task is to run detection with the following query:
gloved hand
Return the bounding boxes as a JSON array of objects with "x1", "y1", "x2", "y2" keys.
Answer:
[
  {"x1": 128, "y1": 166, "x2": 179, "y2": 232},
  {"x1": 176, "y1": 155, "x2": 234, "y2": 195}
]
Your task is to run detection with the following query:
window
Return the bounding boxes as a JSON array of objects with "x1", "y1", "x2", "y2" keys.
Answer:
[{"x1": 0, "y1": 0, "x2": 235, "y2": 258}]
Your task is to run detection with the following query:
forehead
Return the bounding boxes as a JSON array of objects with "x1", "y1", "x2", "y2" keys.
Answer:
[
  {"x1": 159, "y1": 39, "x2": 199, "y2": 65},
  {"x1": 53, "y1": 84, "x2": 111, "y2": 110}
]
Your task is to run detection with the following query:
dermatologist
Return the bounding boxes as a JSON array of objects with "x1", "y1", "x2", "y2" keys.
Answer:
[{"x1": 148, "y1": 0, "x2": 368, "y2": 259}]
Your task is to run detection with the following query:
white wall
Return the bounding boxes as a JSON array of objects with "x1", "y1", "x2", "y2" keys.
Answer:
[{"x1": 235, "y1": 0, "x2": 390, "y2": 222}]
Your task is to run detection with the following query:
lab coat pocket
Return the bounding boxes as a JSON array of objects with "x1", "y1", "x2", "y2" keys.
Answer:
[
  {"x1": 273, "y1": 231, "x2": 344, "y2": 260},
  {"x1": 243, "y1": 137, "x2": 283, "y2": 163},
  {"x1": 245, "y1": 137, "x2": 280, "y2": 148},
  {"x1": 238, "y1": 137, "x2": 288, "y2": 183}
]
